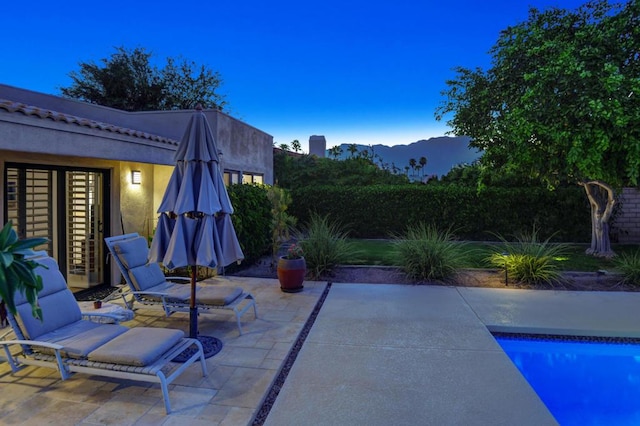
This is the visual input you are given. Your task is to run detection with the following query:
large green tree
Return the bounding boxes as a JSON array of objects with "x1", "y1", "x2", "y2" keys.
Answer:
[
  {"x1": 436, "y1": 0, "x2": 640, "y2": 257},
  {"x1": 60, "y1": 46, "x2": 226, "y2": 111}
]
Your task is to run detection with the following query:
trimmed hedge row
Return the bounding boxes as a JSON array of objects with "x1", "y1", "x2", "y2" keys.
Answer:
[
  {"x1": 227, "y1": 183, "x2": 272, "y2": 263},
  {"x1": 290, "y1": 185, "x2": 591, "y2": 242}
]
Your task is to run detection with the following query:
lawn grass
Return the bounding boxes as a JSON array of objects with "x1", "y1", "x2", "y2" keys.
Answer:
[{"x1": 345, "y1": 239, "x2": 639, "y2": 272}]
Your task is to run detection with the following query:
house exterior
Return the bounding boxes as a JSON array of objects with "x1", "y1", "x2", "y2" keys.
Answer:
[{"x1": 0, "y1": 84, "x2": 273, "y2": 288}]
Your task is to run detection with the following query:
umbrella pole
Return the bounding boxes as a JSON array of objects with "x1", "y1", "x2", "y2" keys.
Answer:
[{"x1": 189, "y1": 266, "x2": 198, "y2": 338}]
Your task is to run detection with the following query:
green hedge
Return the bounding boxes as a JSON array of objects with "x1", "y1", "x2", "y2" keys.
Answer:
[
  {"x1": 227, "y1": 183, "x2": 271, "y2": 264},
  {"x1": 290, "y1": 185, "x2": 591, "y2": 242}
]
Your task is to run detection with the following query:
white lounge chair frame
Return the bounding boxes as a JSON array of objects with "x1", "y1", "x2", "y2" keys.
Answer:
[
  {"x1": 0, "y1": 255, "x2": 208, "y2": 414},
  {"x1": 105, "y1": 233, "x2": 257, "y2": 335}
]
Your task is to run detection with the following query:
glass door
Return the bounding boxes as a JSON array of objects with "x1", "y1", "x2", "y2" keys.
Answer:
[
  {"x1": 5, "y1": 164, "x2": 108, "y2": 289},
  {"x1": 66, "y1": 171, "x2": 104, "y2": 288}
]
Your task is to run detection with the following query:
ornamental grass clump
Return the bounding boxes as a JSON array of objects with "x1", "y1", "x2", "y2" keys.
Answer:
[
  {"x1": 393, "y1": 224, "x2": 470, "y2": 282},
  {"x1": 488, "y1": 228, "x2": 568, "y2": 287},
  {"x1": 613, "y1": 250, "x2": 640, "y2": 287},
  {"x1": 297, "y1": 213, "x2": 357, "y2": 280}
]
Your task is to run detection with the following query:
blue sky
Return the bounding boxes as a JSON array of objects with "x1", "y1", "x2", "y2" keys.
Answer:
[{"x1": 2, "y1": 0, "x2": 586, "y2": 151}]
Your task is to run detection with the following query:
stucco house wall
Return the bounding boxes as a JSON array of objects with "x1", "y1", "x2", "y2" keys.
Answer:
[
  {"x1": 0, "y1": 84, "x2": 273, "y2": 286},
  {"x1": 0, "y1": 104, "x2": 177, "y2": 237},
  {"x1": 0, "y1": 84, "x2": 274, "y2": 184}
]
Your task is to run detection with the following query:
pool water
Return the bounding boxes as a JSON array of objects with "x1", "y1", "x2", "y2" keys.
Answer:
[{"x1": 495, "y1": 335, "x2": 640, "y2": 426}]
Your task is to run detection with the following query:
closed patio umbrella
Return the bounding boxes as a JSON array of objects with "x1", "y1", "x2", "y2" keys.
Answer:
[{"x1": 148, "y1": 104, "x2": 244, "y2": 346}]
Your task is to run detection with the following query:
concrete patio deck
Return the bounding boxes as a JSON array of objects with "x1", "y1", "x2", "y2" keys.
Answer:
[{"x1": 2, "y1": 279, "x2": 640, "y2": 425}]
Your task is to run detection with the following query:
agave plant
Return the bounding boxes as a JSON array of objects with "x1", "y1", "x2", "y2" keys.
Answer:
[{"x1": 0, "y1": 221, "x2": 48, "y2": 320}]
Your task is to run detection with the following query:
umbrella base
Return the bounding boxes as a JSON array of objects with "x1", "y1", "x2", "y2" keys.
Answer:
[{"x1": 173, "y1": 335, "x2": 223, "y2": 363}]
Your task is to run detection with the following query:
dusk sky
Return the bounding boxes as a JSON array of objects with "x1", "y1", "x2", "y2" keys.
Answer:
[{"x1": 2, "y1": 0, "x2": 587, "y2": 151}]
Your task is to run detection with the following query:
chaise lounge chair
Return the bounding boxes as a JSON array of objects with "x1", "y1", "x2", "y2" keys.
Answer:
[
  {"x1": 0, "y1": 255, "x2": 208, "y2": 414},
  {"x1": 104, "y1": 233, "x2": 257, "y2": 335}
]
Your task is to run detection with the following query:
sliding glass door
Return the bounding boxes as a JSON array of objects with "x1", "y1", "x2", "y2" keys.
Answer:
[
  {"x1": 65, "y1": 171, "x2": 104, "y2": 288},
  {"x1": 5, "y1": 164, "x2": 109, "y2": 289}
]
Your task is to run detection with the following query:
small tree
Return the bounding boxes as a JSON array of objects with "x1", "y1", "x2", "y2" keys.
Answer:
[
  {"x1": 436, "y1": 0, "x2": 640, "y2": 257},
  {"x1": 267, "y1": 186, "x2": 297, "y2": 265}
]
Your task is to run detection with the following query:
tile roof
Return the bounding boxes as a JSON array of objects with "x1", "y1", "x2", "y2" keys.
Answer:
[{"x1": 0, "y1": 98, "x2": 178, "y2": 146}]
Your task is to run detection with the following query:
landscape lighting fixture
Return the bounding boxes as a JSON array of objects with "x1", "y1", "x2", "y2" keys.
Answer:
[{"x1": 131, "y1": 170, "x2": 142, "y2": 185}]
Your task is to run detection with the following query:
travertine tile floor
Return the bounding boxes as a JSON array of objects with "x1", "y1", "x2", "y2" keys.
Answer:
[{"x1": 0, "y1": 277, "x2": 326, "y2": 426}]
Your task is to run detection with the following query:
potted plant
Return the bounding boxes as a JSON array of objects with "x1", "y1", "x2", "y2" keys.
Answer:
[
  {"x1": 0, "y1": 221, "x2": 48, "y2": 322},
  {"x1": 277, "y1": 243, "x2": 306, "y2": 293}
]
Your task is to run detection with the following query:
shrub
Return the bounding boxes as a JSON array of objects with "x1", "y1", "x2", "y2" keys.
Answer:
[
  {"x1": 297, "y1": 213, "x2": 358, "y2": 280},
  {"x1": 227, "y1": 184, "x2": 271, "y2": 265},
  {"x1": 487, "y1": 228, "x2": 569, "y2": 287},
  {"x1": 393, "y1": 224, "x2": 471, "y2": 282},
  {"x1": 613, "y1": 251, "x2": 640, "y2": 286}
]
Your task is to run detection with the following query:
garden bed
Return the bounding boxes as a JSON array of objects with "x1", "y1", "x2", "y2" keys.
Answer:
[{"x1": 230, "y1": 257, "x2": 636, "y2": 292}]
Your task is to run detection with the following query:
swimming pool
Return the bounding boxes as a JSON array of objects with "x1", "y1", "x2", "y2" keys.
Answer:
[{"x1": 495, "y1": 334, "x2": 640, "y2": 426}]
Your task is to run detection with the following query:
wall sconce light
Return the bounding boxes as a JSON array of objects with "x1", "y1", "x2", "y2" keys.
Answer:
[{"x1": 131, "y1": 170, "x2": 142, "y2": 185}]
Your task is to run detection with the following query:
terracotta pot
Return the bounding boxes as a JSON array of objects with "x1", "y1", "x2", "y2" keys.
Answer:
[{"x1": 277, "y1": 256, "x2": 306, "y2": 293}]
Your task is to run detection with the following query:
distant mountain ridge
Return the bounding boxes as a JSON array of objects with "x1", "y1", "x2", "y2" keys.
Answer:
[{"x1": 328, "y1": 136, "x2": 482, "y2": 178}]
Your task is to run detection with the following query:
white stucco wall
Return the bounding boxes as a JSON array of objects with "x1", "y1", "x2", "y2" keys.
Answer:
[
  {"x1": 1, "y1": 84, "x2": 274, "y2": 183},
  {"x1": 119, "y1": 162, "x2": 156, "y2": 239},
  {"x1": 0, "y1": 109, "x2": 177, "y2": 165}
]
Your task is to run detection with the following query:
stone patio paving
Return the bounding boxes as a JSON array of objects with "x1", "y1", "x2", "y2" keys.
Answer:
[{"x1": 0, "y1": 277, "x2": 325, "y2": 425}]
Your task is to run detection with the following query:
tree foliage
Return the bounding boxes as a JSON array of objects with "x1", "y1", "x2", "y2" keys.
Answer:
[
  {"x1": 60, "y1": 46, "x2": 226, "y2": 111},
  {"x1": 436, "y1": 0, "x2": 640, "y2": 256},
  {"x1": 274, "y1": 151, "x2": 409, "y2": 190},
  {"x1": 437, "y1": 0, "x2": 639, "y2": 186}
]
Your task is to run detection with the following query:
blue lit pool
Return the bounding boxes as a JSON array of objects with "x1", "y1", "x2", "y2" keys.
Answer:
[{"x1": 495, "y1": 334, "x2": 640, "y2": 426}]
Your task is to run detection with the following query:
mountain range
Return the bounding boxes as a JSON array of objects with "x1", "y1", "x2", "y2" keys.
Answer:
[{"x1": 328, "y1": 136, "x2": 482, "y2": 178}]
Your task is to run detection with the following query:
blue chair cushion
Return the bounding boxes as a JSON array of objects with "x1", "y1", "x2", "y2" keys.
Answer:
[
  {"x1": 88, "y1": 327, "x2": 185, "y2": 366},
  {"x1": 15, "y1": 257, "x2": 82, "y2": 339},
  {"x1": 128, "y1": 263, "x2": 167, "y2": 291},
  {"x1": 36, "y1": 320, "x2": 128, "y2": 358},
  {"x1": 196, "y1": 286, "x2": 243, "y2": 306},
  {"x1": 113, "y1": 237, "x2": 150, "y2": 269}
]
